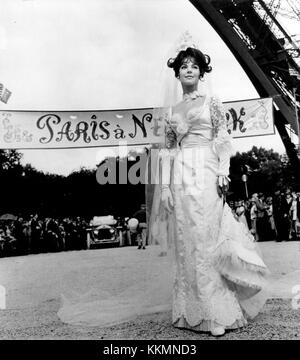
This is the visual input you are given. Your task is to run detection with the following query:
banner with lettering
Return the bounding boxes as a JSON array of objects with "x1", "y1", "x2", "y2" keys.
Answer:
[
  {"x1": 224, "y1": 97, "x2": 274, "y2": 138},
  {"x1": 0, "y1": 97, "x2": 274, "y2": 149}
]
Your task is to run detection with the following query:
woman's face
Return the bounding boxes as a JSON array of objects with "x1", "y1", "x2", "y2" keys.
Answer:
[{"x1": 178, "y1": 57, "x2": 200, "y2": 88}]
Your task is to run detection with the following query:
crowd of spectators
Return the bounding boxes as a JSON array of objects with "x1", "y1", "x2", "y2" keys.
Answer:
[
  {"x1": 0, "y1": 215, "x2": 89, "y2": 257},
  {"x1": 1, "y1": 191, "x2": 299, "y2": 257},
  {"x1": 0, "y1": 213, "x2": 139, "y2": 257},
  {"x1": 229, "y1": 188, "x2": 300, "y2": 241}
]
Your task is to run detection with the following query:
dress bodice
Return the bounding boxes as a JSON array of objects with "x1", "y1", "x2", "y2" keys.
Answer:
[{"x1": 169, "y1": 96, "x2": 213, "y2": 146}]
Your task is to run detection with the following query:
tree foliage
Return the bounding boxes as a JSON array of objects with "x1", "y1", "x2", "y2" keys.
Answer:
[
  {"x1": 0, "y1": 149, "x2": 146, "y2": 218},
  {"x1": 229, "y1": 146, "x2": 298, "y2": 199},
  {"x1": 0, "y1": 149, "x2": 22, "y2": 172},
  {"x1": 1, "y1": 146, "x2": 297, "y2": 217}
]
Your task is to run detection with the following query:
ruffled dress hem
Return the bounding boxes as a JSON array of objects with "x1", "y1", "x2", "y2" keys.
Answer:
[{"x1": 173, "y1": 315, "x2": 248, "y2": 333}]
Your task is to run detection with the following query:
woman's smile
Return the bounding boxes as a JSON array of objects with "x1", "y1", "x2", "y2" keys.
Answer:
[{"x1": 178, "y1": 57, "x2": 200, "y2": 90}]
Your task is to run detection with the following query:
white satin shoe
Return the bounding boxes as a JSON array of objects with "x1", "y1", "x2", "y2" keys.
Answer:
[{"x1": 210, "y1": 325, "x2": 225, "y2": 337}]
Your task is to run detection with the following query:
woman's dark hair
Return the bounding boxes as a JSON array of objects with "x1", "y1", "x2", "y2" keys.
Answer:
[{"x1": 167, "y1": 47, "x2": 212, "y2": 78}]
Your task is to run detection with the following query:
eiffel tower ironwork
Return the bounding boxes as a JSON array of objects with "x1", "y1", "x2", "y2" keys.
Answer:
[{"x1": 189, "y1": 0, "x2": 300, "y2": 179}]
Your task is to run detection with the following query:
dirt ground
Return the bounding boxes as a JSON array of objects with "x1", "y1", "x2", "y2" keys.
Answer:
[{"x1": 0, "y1": 241, "x2": 300, "y2": 340}]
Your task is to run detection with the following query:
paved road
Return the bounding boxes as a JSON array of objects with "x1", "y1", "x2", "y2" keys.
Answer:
[{"x1": 0, "y1": 241, "x2": 299, "y2": 339}]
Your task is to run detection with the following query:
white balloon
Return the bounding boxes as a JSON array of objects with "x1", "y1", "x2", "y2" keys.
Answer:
[{"x1": 127, "y1": 218, "x2": 139, "y2": 230}]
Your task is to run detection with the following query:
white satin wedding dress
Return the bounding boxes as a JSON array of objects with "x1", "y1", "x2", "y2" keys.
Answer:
[
  {"x1": 151, "y1": 93, "x2": 269, "y2": 332},
  {"x1": 57, "y1": 94, "x2": 269, "y2": 332}
]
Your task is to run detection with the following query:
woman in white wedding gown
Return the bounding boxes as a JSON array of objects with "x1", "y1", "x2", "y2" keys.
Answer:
[
  {"x1": 154, "y1": 45, "x2": 269, "y2": 337},
  {"x1": 57, "y1": 38, "x2": 269, "y2": 337}
]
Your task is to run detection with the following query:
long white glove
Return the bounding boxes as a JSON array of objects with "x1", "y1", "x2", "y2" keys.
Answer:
[
  {"x1": 217, "y1": 151, "x2": 230, "y2": 177},
  {"x1": 159, "y1": 147, "x2": 175, "y2": 212},
  {"x1": 161, "y1": 186, "x2": 174, "y2": 213},
  {"x1": 216, "y1": 148, "x2": 231, "y2": 197}
]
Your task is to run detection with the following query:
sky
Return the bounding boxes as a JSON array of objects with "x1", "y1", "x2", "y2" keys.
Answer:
[{"x1": 0, "y1": 0, "x2": 298, "y2": 175}]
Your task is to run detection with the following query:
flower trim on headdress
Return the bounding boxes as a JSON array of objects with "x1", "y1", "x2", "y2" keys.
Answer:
[{"x1": 173, "y1": 30, "x2": 199, "y2": 58}]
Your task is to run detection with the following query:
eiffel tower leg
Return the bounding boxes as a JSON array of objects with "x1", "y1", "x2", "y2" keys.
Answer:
[{"x1": 274, "y1": 112, "x2": 300, "y2": 182}]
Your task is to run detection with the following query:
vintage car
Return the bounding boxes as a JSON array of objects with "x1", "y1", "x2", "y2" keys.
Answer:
[{"x1": 86, "y1": 215, "x2": 123, "y2": 249}]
